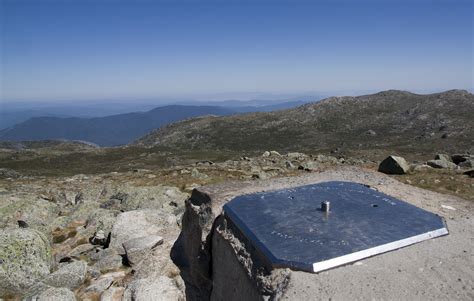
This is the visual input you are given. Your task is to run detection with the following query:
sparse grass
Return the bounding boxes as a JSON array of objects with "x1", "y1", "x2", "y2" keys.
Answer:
[{"x1": 391, "y1": 169, "x2": 474, "y2": 202}]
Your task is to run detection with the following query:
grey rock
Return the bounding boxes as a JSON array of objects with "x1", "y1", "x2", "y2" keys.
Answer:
[
  {"x1": 85, "y1": 276, "x2": 114, "y2": 293},
  {"x1": 269, "y1": 151, "x2": 281, "y2": 157},
  {"x1": 427, "y1": 159, "x2": 458, "y2": 169},
  {"x1": 314, "y1": 154, "x2": 339, "y2": 164},
  {"x1": 36, "y1": 286, "x2": 76, "y2": 301},
  {"x1": 0, "y1": 228, "x2": 52, "y2": 296},
  {"x1": 412, "y1": 164, "x2": 433, "y2": 172},
  {"x1": 191, "y1": 168, "x2": 208, "y2": 179},
  {"x1": 251, "y1": 172, "x2": 268, "y2": 180},
  {"x1": 286, "y1": 152, "x2": 307, "y2": 160},
  {"x1": 378, "y1": 156, "x2": 410, "y2": 175},
  {"x1": 0, "y1": 168, "x2": 20, "y2": 179},
  {"x1": 0, "y1": 197, "x2": 58, "y2": 235},
  {"x1": 90, "y1": 230, "x2": 108, "y2": 246},
  {"x1": 85, "y1": 208, "x2": 118, "y2": 237},
  {"x1": 298, "y1": 161, "x2": 319, "y2": 171},
  {"x1": 262, "y1": 151, "x2": 271, "y2": 157},
  {"x1": 366, "y1": 129, "x2": 377, "y2": 136},
  {"x1": 123, "y1": 235, "x2": 163, "y2": 265},
  {"x1": 44, "y1": 260, "x2": 87, "y2": 289},
  {"x1": 109, "y1": 210, "x2": 176, "y2": 254},
  {"x1": 122, "y1": 277, "x2": 184, "y2": 301},
  {"x1": 87, "y1": 266, "x2": 102, "y2": 279},
  {"x1": 92, "y1": 249, "x2": 123, "y2": 273},
  {"x1": 118, "y1": 186, "x2": 188, "y2": 212},
  {"x1": 67, "y1": 243, "x2": 96, "y2": 258},
  {"x1": 90, "y1": 247, "x2": 116, "y2": 262}
]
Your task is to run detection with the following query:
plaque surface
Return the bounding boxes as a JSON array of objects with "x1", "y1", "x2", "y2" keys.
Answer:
[{"x1": 223, "y1": 181, "x2": 448, "y2": 272}]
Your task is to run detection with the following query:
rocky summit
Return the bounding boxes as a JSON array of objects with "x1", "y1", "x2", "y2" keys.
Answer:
[
  {"x1": 0, "y1": 90, "x2": 473, "y2": 300},
  {"x1": 135, "y1": 90, "x2": 474, "y2": 157}
]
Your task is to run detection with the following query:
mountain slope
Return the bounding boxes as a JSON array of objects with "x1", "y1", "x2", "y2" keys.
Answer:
[
  {"x1": 134, "y1": 90, "x2": 474, "y2": 156},
  {"x1": 0, "y1": 105, "x2": 240, "y2": 146}
]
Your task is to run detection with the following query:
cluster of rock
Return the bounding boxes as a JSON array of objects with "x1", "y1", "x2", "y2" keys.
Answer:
[
  {"x1": 0, "y1": 180, "x2": 188, "y2": 300},
  {"x1": 171, "y1": 150, "x2": 370, "y2": 186},
  {"x1": 0, "y1": 168, "x2": 21, "y2": 179},
  {"x1": 378, "y1": 153, "x2": 473, "y2": 176}
]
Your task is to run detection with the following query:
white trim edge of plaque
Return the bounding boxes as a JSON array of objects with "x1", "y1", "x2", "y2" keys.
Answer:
[{"x1": 312, "y1": 227, "x2": 449, "y2": 273}]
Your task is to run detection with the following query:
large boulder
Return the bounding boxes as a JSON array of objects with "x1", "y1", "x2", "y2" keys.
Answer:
[
  {"x1": 0, "y1": 197, "x2": 59, "y2": 235},
  {"x1": 35, "y1": 286, "x2": 76, "y2": 301},
  {"x1": 123, "y1": 235, "x2": 163, "y2": 266},
  {"x1": 0, "y1": 168, "x2": 20, "y2": 179},
  {"x1": 43, "y1": 260, "x2": 88, "y2": 289},
  {"x1": 0, "y1": 228, "x2": 52, "y2": 296},
  {"x1": 109, "y1": 210, "x2": 176, "y2": 254},
  {"x1": 298, "y1": 161, "x2": 320, "y2": 171},
  {"x1": 106, "y1": 186, "x2": 188, "y2": 213},
  {"x1": 378, "y1": 156, "x2": 410, "y2": 175},
  {"x1": 122, "y1": 277, "x2": 184, "y2": 301},
  {"x1": 427, "y1": 159, "x2": 458, "y2": 169}
]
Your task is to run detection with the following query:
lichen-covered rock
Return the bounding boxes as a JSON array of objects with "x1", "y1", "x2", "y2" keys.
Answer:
[
  {"x1": 0, "y1": 197, "x2": 59, "y2": 235},
  {"x1": 35, "y1": 286, "x2": 76, "y2": 301},
  {"x1": 191, "y1": 168, "x2": 208, "y2": 179},
  {"x1": 85, "y1": 208, "x2": 119, "y2": 235},
  {"x1": 0, "y1": 168, "x2": 21, "y2": 179},
  {"x1": 0, "y1": 228, "x2": 52, "y2": 296},
  {"x1": 91, "y1": 248, "x2": 123, "y2": 273},
  {"x1": 109, "y1": 210, "x2": 176, "y2": 254},
  {"x1": 298, "y1": 161, "x2": 320, "y2": 171},
  {"x1": 85, "y1": 275, "x2": 114, "y2": 293},
  {"x1": 44, "y1": 260, "x2": 87, "y2": 289},
  {"x1": 378, "y1": 155, "x2": 410, "y2": 174},
  {"x1": 108, "y1": 186, "x2": 188, "y2": 213},
  {"x1": 123, "y1": 235, "x2": 163, "y2": 265},
  {"x1": 427, "y1": 159, "x2": 458, "y2": 169},
  {"x1": 122, "y1": 277, "x2": 184, "y2": 301}
]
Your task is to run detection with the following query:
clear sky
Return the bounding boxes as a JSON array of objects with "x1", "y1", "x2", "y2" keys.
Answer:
[{"x1": 1, "y1": 0, "x2": 473, "y2": 102}]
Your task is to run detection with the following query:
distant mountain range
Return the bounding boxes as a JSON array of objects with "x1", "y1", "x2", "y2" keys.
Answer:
[
  {"x1": 0, "y1": 96, "x2": 321, "y2": 129},
  {"x1": 134, "y1": 90, "x2": 474, "y2": 156},
  {"x1": 0, "y1": 100, "x2": 314, "y2": 146}
]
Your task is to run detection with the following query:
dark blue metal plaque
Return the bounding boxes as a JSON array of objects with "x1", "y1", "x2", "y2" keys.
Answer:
[{"x1": 223, "y1": 181, "x2": 448, "y2": 273}]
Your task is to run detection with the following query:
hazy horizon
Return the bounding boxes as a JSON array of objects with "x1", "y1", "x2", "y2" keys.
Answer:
[{"x1": 1, "y1": 0, "x2": 472, "y2": 102}]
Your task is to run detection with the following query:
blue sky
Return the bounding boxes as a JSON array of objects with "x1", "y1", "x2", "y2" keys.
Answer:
[{"x1": 1, "y1": 0, "x2": 473, "y2": 102}]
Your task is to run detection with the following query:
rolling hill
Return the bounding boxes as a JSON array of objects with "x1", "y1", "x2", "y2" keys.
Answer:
[
  {"x1": 134, "y1": 90, "x2": 474, "y2": 157},
  {"x1": 0, "y1": 99, "x2": 316, "y2": 146},
  {"x1": 0, "y1": 105, "x2": 240, "y2": 146}
]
